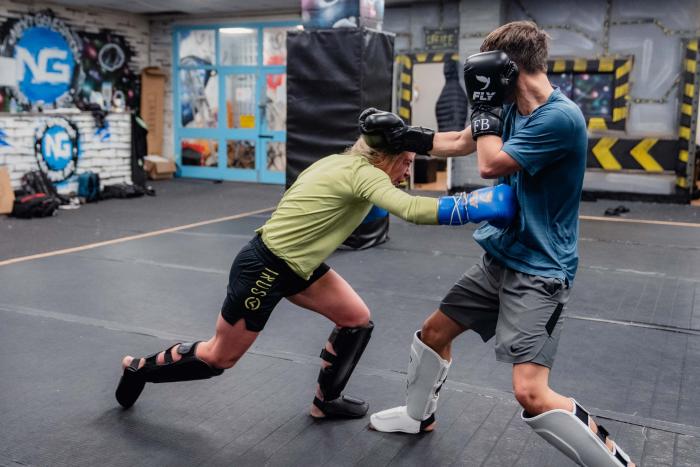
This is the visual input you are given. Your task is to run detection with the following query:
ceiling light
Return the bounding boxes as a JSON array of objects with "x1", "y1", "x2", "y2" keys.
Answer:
[{"x1": 220, "y1": 28, "x2": 255, "y2": 35}]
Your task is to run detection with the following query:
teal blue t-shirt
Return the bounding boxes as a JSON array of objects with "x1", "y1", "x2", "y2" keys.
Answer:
[{"x1": 473, "y1": 88, "x2": 587, "y2": 284}]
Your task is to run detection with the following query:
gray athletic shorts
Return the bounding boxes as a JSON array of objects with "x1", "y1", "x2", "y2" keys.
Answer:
[{"x1": 440, "y1": 253, "x2": 570, "y2": 368}]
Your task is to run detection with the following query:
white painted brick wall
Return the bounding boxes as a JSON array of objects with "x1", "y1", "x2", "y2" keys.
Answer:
[{"x1": 0, "y1": 112, "x2": 132, "y2": 192}]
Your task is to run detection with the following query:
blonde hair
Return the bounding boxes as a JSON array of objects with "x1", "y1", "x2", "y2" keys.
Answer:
[{"x1": 343, "y1": 137, "x2": 401, "y2": 167}]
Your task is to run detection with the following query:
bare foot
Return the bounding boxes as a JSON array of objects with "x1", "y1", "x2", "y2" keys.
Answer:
[
  {"x1": 121, "y1": 345, "x2": 183, "y2": 371},
  {"x1": 310, "y1": 403, "x2": 325, "y2": 418},
  {"x1": 421, "y1": 420, "x2": 436, "y2": 432},
  {"x1": 121, "y1": 356, "x2": 143, "y2": 370}
]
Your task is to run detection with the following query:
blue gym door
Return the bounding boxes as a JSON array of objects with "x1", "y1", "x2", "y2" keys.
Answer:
[{"x1": 174, "y1": 23, "x2": 298, "y2": 184}]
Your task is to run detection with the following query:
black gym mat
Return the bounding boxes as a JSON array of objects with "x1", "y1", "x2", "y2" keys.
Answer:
[{"x1": 1, "y1": 184, "x2": 699, "y2": 466}]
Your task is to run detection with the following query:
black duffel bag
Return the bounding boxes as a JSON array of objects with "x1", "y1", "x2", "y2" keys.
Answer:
[{"x1": 11, "y1": 193, "x2": 60, "y2": 218}]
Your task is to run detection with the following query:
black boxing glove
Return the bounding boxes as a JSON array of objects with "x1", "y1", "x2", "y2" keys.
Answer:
[
  {"x1": 463, "y1": 51, "x2": 519, "y2": 140},
  {"x1": 359, "y1": 108, "x2": 434, "y2": 155}
]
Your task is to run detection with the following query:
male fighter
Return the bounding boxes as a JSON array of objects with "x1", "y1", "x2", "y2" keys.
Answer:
[{"x1": 368, "y1": 21, "x2": 635, "y2": 467}]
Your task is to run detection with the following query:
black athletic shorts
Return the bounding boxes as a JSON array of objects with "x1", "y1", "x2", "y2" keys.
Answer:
[{"x1": 221, "y1": 234, "x2": 330, "y2": 332}]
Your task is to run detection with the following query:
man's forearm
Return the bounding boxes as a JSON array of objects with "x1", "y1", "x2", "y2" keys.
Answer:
[
  {"x1": 429, "y1": 128, "x2": 476, "y2": 157},
  {"x1": 475, "y1": 135, "x2": 520, "y2": 178},
  {"x1": 476, "y1": 135, "x2": 503, "y2": 161}
]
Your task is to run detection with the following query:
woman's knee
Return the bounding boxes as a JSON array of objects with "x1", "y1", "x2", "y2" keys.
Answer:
[
  {"x1": 198, "y1": 342, "x2": 244, "y2": 369},
  {"x1": 334, "y1": 306, "x2": 371, "y2": 328},
  {"x1": 202, "y1": 353, "x2": 240, "y2": 370}
]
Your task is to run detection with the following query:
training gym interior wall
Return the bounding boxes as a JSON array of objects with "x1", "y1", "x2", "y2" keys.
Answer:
[
  {"x1": 507, "y1": 0, "x2": 696, "y2": 138},
  {"x1": 147, "y1": 13, "x2": 298, "y2": 174},
  {"x1": 451, "y1": 0, "x2": 700, "y2": 198},
  {"x1": 382, "y1": 1, "x2": 485, "y2": 190},
  {"x1": 0, "y1": 1, "x2": 150, "y2": 191},
  {"x1": 506, "y1": 0, "x2": 700, "y2": 196},
  {"x1": 383, "y1": 2, "x2": 460, "y2": 53}
]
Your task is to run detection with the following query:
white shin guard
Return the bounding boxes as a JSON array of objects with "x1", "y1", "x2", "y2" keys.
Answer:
[
  {"x1": 522, "y1": 399, "x2": 633, "y2": 467},
  {"x1": 406, "y1": 331, "x2": 451, "y2": 422}
]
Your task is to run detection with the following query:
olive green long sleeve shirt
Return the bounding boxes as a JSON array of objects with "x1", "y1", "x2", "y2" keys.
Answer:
[{"x1": 257, "y1": 153, "x2": 438, "y2": 279}]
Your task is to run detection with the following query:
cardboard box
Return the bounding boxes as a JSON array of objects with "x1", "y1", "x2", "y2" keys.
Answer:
[
  {"x1": 0, "y1": 166, "x2": 14, "y2": 214},
  {"x1": 144, "y1": 155, "x2": 176, "y2": 180},
  {"x1": 140, "y1": 67, "x2": 166, "y2": 156}
]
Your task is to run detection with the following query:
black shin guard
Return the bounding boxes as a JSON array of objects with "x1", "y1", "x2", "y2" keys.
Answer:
[
  {"x1": 115, "y1": 342, "x2": 223, "y2": 408},
  {"x1": 315, "y1": 322, "x2": 374, "y2": 417},
  {"x1": 139, "y1": 342, "x2": 224, "y2": 383}
]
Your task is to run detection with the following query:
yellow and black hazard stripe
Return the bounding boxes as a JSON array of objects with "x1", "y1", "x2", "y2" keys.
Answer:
[
  {"x1": 548, "y1": 57, "x2": 632, "y2": 132},
  {"x1": 587, "y1": 138, "x2": 677, "y2": 171},
  {"x1": 396, "y1": 52, "x2": 460, "y2": 123},
  {"x1": 676, "y1": 39, "x2": 698, "y2": 189}
]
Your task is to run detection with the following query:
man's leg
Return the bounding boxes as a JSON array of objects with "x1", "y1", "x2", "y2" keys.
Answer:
[
  {"x1": 287, "y1": 268, "x2": 373, "y2": 419},
  {"x1": 514, "y1": 363, "x2": 635, "y2": 466},
  {"x1": 116, "y1": 315, "x2": 259, "y2": 409},
  {"x1": 512, "y1": 362, "x2": 571, "y2": 414},
  {"x1": 496, "y1": 268, "x2": 635, "y2": 466},
  {"x1": 369, "y1": 309, "x2": 466, "y2": 433},
  {"x1": 370, "y1": 253, "x2": 502, "y2": 434},
  {"x1": 420, "y1": 308, "x2": 466, "y2": 360}
]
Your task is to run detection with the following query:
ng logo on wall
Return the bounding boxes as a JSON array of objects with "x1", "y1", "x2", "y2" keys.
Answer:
[
  {"x1": 4, "y1": 11, "x2": 80, "y2": 107},
  {"x1": 34, "y1": 118, "x2": 80, "y2": 182},
  {"x1": 16, "y1": 27, "x2": 75, "y2": 103},
  {"x1": 0, "y1": 9, "x2": 140, "y2": 110}
]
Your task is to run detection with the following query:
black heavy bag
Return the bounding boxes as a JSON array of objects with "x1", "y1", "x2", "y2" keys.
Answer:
[
  {"x1": 435, "y1": 60, "x2": 469, "y2": 132},
  {"x1": 286, "y1": 28, "x2": 394, "y2": 187},
  {"x1": 342, "y1": 205, "x2": 389, "y2": 249},
  {"x1": 286, "y1": 28, "x2": 394, "y2": 249}
]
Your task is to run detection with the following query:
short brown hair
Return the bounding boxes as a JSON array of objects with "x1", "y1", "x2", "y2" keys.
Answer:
[{"x1": 480, "y1": 21, "x2": 550, "y2": 73}]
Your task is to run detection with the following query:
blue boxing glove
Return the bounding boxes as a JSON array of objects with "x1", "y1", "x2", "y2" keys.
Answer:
[{"x1": 438, "y1": 184, "x2": 516, "y2": 228}]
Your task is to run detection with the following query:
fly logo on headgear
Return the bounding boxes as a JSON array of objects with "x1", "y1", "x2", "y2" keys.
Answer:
[{"x1": 476, "y1": 75, "x2": 491, "y2": 91}]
